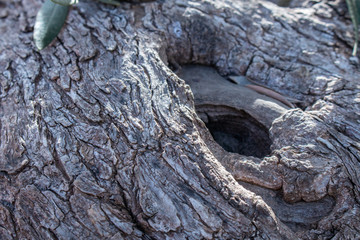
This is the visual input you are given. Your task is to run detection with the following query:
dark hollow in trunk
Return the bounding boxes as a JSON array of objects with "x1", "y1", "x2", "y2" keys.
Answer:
[{"x1": 197, "y1": 106, "x2": 272, "y2": 158}]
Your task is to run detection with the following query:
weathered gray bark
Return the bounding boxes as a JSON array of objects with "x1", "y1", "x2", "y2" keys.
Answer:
[{"x1": 1, "y1": 0, "x2": 360, "y2": 239}]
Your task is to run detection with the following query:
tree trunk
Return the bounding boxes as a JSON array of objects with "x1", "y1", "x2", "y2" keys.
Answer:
[{"x1": 1, "y1": 0, "x2": 359, "y2": 239}]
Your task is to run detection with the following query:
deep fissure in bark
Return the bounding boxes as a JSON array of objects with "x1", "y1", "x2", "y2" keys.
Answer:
[{"x1": 238, "y1": 181, "x2": 336, "y2": 232}]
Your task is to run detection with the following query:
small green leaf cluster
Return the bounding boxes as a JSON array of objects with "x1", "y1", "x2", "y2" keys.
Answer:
[
  {"x1": 346, "y1": 0, "x2": 360, "y2": 56},
  {"x1": 33, "y1": 0, "x2": 121, "y2": 50}
]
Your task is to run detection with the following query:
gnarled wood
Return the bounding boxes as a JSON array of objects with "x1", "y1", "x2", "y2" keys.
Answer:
[{"x1": 0, "y1": 0, "x2": 359, "y2": 239}]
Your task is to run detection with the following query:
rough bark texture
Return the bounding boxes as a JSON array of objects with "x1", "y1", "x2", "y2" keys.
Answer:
[{"x1": 1, "y1": 0, "x2": 360, "y2": 239}]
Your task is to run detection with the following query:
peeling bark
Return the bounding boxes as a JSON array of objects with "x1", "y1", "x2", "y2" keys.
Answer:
[{"x1": 1, "y1": 0, "x2": 360, "y2": 239}]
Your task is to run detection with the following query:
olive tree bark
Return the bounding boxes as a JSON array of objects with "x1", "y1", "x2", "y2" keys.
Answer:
[{"x1": 1, "y1": 0, "x2": 360, "y2": 239}]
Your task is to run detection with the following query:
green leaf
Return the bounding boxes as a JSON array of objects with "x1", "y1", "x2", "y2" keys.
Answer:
[
  {"x1": 34, "y1": 0, "x2": 69, "y2": 50},
  {"x1": 346, "y1": 0, "x2": 360, "y2": 56},
  {"x1": 51, "y1": 0, "x2": 78, "y2": 6}
]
